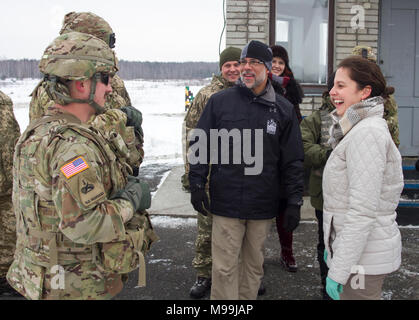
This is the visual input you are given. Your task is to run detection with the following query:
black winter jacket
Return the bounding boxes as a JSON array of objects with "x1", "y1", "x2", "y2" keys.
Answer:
[{"x1": 189, "y1": 81, "x2": 304, "y2": 220}]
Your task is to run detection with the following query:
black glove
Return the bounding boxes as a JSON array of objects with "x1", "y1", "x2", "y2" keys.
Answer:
[
  {"x1": 191, "y1": 188, "x2": 210, "y2": 216},
  {"x1": 326, "y1": 148, "x2": 333, "y2": 159},
  {"x1": 282, "y1": 205, "x2": 301, "y2": 232},
  {"x1": 416, "y1": 158, "x2": 419, "y2": 171},
  {"x1": 121, "y1": 106, "x2": 144, "y2": 138},
  {"x1": 110, "y1": 175, "x2": 151, "y2": 212}
]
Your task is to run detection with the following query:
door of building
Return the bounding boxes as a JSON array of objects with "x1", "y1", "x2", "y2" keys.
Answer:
[{"x1": 380, "y1": 0, "x2": 419, "y2": 156}]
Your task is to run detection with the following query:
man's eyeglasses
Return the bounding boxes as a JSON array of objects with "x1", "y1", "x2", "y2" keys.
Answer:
[
  {"x1": 99, "y1": 73, "x2": 111, "y2": 86},
  {"x1": 239, "y1": 59, "x2": 264, "y2": 67}
]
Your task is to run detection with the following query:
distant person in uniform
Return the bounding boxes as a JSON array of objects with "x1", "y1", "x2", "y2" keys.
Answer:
[
  {"x1": 352, "y1": 45, "x2": 400, "y2": 148},
  {"x1": 7, "y1": 32, "x2": 156, "y2": 300},
  {"x1": 29, "y1": 11, "x2": 145, "y2": 174},
  {"x1": 183, "y1": 46, "x2": 241, "y2": 299},
  {"x1": 0, "y1": 90, "x2": 20, "y2": 296},
  {"x1": 300, "y1": 74, "x2": 335, "y2": 299},
  {"x1": 323, "y1": 56, "x2": 403, "y2": 300}
]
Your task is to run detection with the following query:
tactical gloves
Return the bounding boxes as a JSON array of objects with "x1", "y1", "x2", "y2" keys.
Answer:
[
  {"x1": 121, "y1": 106, "x2": 144, "y2": 138},
  {"x1": 190, "y1": 185, "x2": 210, "y2": 216},
  {"x1": 282, "y1": 204, "x2": 301, "y2": 232},
  {"x1": 326, "y1": 277, "x2": 343, "y2": 300},
  {"x1": 111, "y1": 175, "x2": 151, "y2": 212}
]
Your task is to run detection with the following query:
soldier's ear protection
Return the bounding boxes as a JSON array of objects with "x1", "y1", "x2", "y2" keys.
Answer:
[
  {"x1": 361, "y1": 48, "x2": 368, "y2": 60},
  {"x1": 109, "y1": 33, "x2": 116, "y2": 49}
]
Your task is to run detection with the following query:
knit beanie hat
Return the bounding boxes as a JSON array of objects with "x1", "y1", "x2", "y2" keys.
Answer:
[
  {"x1": 240, "y1": 40, "x2": 273, "y2": 71},
  {"x1": 270, "y1": 45, "x2": 289, "y2": 65},
  {"x1": 219, "y1": 47, "x2": 241, "y2": 70},
  {"x1": 270, "y1": 44, "x2": 296, "y2": 78}
]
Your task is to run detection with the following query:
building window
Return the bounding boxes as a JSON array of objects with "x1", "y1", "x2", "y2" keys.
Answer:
[{"x1": 274, "y1": 0, "x2": 330, "y2": 85}]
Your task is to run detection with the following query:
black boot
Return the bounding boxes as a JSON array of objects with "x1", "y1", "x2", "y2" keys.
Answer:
[
  {"x1": 0, "y1": 277, "x2": 21, "y2": 297},
  {"x1": 258, "y1": 281, "x2": 266, "y2": 296},
  {"x1": 189, "y1": 277, "x2": 211, "y2": 299}
]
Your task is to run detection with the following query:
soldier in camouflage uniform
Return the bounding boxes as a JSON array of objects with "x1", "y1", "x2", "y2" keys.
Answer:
[
  {"x1": 351, "y1": 45, "x2": 400, "y2": 147},
  {"x1": 300, "y1": 76, "x2": 335, "y2": 299},
  {"x1": 7, "y1": 32, "x2": 156, "y2": 300},
  {"x1": 0, "y1": 91, "x2": 21, "y2": 296},
  {"x1": 29, "y1": 11, "x2": 144, "y2": 169},
  {"x1": 183, "y1": 47, "x2": 241, "y2": 299}
]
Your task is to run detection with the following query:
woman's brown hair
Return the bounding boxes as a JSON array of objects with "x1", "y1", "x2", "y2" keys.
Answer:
[{"x1": 337, "y1": 56, "x2": 394, "y2": 99}]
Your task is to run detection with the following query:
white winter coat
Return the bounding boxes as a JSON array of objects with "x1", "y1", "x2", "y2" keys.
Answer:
[{"x1": 322, "y1": 103, "x2": 404, "y2": 285}]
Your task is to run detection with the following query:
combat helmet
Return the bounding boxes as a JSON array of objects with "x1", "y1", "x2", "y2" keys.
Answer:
[
  {"x1": 39, "y1": 31, "x2": 118, "y2": 114},
  {"x1": 60, "y1": 11, "x2": 116, "y2": 48},
  {"x1": 352, "y1": 45, "x2": 377, "y2": 63}
]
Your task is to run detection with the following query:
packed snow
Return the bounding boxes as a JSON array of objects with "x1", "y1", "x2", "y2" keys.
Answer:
[{"x1": 0, "y1": 78, "x2": 208, "y2": 168}]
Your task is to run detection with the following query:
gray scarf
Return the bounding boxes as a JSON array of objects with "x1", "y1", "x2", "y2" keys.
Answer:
[{"x1": 328, "y1": 96, "x2": 385, "y2": 149}]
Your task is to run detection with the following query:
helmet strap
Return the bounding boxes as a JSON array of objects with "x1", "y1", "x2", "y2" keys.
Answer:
[{"x1": 46, "y1": 74, "x2": 105, "y2": 115}]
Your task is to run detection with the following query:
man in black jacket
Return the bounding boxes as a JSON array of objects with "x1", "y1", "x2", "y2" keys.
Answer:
[{"x1": 188, "y1": 40, "x2": 304, "y2": 300}]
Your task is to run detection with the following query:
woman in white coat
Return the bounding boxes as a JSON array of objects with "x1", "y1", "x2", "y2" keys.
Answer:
[{"x1": 323, "y1": 56, "x2": 404, "y2": 300}]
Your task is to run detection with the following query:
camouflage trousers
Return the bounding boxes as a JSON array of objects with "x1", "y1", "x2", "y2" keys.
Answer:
[
  {"x1": 192, "y1": 212, "x2": 212, "y2": 278},
  {"x1": 0, "y1": 195, "x2": 16, "y2": 278}
]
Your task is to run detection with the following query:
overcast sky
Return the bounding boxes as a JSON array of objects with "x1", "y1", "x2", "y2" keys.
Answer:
[{"x1": 0, "y1": 0, "x2": 226, "y2": 62}]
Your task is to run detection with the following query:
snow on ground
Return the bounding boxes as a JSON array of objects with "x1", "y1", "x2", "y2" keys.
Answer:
[{"x1": 0, "y1": 78, "x2": 208, "y2": 166}]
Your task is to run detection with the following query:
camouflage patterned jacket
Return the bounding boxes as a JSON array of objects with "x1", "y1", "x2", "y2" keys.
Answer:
[
  {"x1": 0, "y1": 91, "x2": 20, "y2": 197},
  {"x1": 182, "y1": 75, "x2": 235, "y2": 186},
  {"x1": 7, "y1": 108, "x2": 137, "y2": 300},
  {"x1": 384, "y1": 94, "x2": 400, "y2": 148}
]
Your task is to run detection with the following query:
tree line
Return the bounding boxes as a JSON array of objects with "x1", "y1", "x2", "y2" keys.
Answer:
[{"x1": 0, "y1": 59, "x2": 219, "y2": 80}]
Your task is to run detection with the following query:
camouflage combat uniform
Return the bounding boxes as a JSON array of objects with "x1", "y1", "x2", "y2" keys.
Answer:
[
  {"x1": 7, "y1": 108, "x2": 135, "y2": 300},
  {"x1": 0, "y1": 91, "x2": 20, "y2": 279},
  {"x1": 183, "y1": 74, "x2": 235, "y2": 278},
  {"x1": 351, "y1": 45, "x2": 400, "y2": 147},
  {"x1": 7, "y1": 32, "x2": 156, "y2": 300}
]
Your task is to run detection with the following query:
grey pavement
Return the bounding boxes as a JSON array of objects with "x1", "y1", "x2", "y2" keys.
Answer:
[
  {"x1": 2, "y1": 165, "x2": 418, "y2": 303},
  {"x1": 115, "y1": 165, "x2": 419, "y2": 300}
]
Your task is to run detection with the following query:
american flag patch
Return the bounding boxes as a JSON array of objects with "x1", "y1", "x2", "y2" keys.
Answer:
[{"x1": 60, "y1": 156, "x2": 89, "y2": 179}]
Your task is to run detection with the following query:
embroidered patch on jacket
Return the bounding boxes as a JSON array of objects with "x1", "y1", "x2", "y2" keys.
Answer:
[
  {"x1": 61, "y1": 156, "x2": 89, "y2": 179},
  {"x1": 267, "y1": 119, "x2": 277, "y2": 135}
]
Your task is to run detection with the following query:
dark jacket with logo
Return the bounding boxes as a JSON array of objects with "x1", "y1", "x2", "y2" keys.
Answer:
[{"x1": 189, "y1": 80, "x2": 304, "y2": 220}]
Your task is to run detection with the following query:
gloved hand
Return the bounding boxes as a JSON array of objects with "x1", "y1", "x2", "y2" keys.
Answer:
[
  {"x1": 282, "y1": 205, "x2": 300, "y2": 232},
  {"x1": 326, "y1": 277, "x2": 343, "y2": 300},
  {"x1": 324, "y1": 249, "x2": 328, "y2": 263},
  {"x1": 190, "y1": 188, "x2": 210, "y2": 216},
  {"x1": 111, "y1": 175, "x2": 151, "y2": 212},
  {"x1": 415, "y1": 158, "x2": 419, "y2": 171},
  {"x1": 121, "y1": 106, "x2": 144, "y2": 138}
]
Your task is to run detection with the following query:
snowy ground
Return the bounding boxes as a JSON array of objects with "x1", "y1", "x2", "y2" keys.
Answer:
[{"x1": 0, "y1": 77, "x2": 209, "y2": 191}]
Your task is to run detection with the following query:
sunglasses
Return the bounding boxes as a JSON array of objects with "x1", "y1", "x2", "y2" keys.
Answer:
[{"x1": 99, "y1": 73, "x2": 111, "y2": 86}]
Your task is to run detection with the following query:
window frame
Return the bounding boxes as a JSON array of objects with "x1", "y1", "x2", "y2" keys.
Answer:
[{"x1": 269, "y1": 0, "x2": 335, "y2": 94}]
